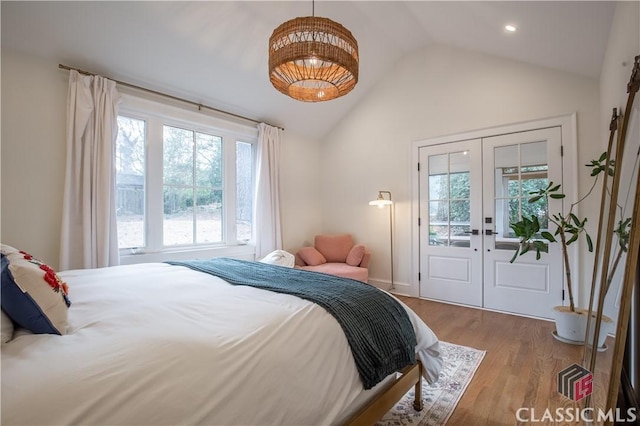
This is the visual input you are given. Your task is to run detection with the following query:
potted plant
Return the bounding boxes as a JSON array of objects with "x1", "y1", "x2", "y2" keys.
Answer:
[{"x1": 509, "y1": 152, "x2": 617, "y2": 346}]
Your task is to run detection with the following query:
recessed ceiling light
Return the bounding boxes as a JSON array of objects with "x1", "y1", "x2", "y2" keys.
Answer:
[{"x1": 505, "y1": 24, "x2": 517, "y2": 32}]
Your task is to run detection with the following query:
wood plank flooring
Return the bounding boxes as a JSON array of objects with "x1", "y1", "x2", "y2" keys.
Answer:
[{"x1": 398, "y1": 297, "x2": 614, "y2": 426}]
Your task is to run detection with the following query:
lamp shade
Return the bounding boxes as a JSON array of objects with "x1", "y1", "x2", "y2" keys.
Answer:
[
  {"x1": 369, "y1": 198, "x2": 393, "y2": 207},
  {"x1": 369, "y1": 191, "x2": 393, "y2": 208},
  {"x1": 269, "y1": 16, "x2": 359, "y2": 102}
]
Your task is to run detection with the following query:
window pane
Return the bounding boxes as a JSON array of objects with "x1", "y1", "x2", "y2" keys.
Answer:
[
  {"x1": 508, "y1": 179, "x2": 520, "y2": 197},
  {"x1": 508, "y1": 198, "x2": 520, "y2": 227},
  {"x1": 163, "y1": 126, "x2": 193, "y2": 186},
  {"x1": 527, "y1": 196, "x2": 549, "y2": 230},
  {"x1": 196, "y1": 188, "x2": 223, "y2": 243},
  {"x1": 429, "y1": 174, "x2": 448, "y2": 200},
  {"x1": 450, "y1": 200, "x2": 470, "y2": 224},
  {"x1": 449, "y1": 172, "x2": 470, "y2": 199},
  {"x1": 163, "y1": 187, "x2": 194, "y2": 246},
  {"x1": 494, "y1": 141, "x2": 549, "y2": 244},
  {"x1": 429, "y1": 200, "x2": 449, "y2": 246},
  {"x1": 236, "y1": 141, "x2": 253, "y2": 243},
  {"x1": 196, "y1": 133, "x2": 222, "y2": 187},
  {"x1": 495, "y1": 145, "x2": 519, "y2": 197},
  {"x1": 449, "y1": 151, "x2": 469, "y2": 174},
  {"x1": 116, "y1": 116, "x2": 146, "y2": 249},
  {"x1": 428, "y1": 153, "x2": 448, "y2": 175},
  {"x1": 451, "y1": 225, "x2": 470, "y2": 247}
]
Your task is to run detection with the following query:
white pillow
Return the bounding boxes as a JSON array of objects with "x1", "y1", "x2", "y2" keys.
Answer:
[
  {"x1": 1, "y1": 309, "x2": 14, "y2": 344},
  {"x1": 1, "y1": 245, "x2": 71, "y2": 335},
  {"x1": 258, "y1": 250, "x2": 295, "y2": 268}
]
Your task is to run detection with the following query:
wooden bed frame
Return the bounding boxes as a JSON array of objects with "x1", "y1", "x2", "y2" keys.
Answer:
[{"x1": 345, "y1": 362, "x2": 423, "y2": 425}]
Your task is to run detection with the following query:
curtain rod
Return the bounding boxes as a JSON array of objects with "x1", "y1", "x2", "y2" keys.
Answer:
[{"x1": 58, "y1": 64, "x2": 284, "y2": 131}]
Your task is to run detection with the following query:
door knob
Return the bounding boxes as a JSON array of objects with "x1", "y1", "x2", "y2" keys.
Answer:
[
  {"x1": 464, "y1": 229, "x2": 479, "y2": 235},
  {"x1": 485, "y1": 230, "x2": 498, "y2": 236}
]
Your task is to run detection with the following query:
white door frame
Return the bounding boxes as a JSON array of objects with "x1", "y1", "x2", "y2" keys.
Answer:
[{"x1": 410, "y1": 114, "x2": 578, "y2": 315}]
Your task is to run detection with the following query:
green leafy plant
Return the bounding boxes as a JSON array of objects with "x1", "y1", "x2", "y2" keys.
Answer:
[
  {"x1": 509, "y1": 152, "x2": 612, "y2": 312},
  {"x1": 604, "y1": 217, "x2": 632, "y2": 295}
]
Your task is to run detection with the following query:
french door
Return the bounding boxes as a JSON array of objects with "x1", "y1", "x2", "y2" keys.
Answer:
[{"x1": 419, "y1": 127, "x2": 564, "y2": 319}]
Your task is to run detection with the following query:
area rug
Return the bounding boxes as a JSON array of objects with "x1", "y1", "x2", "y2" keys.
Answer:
[{"x1": 377, "y1": 342, "x2": 486, "y2": 426}]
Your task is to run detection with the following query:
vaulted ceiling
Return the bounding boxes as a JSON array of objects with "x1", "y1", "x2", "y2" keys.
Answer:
[{"x1": 1, "y1": 1, "x2": 615, "y2": 138}]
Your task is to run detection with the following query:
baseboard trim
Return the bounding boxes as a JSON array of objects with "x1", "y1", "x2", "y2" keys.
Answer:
[
  {"x1": 413, "y1": 296, "x2": 555, "y2": 322},
  {"x1": 367, "y1": 278, "x2": 415, "y2": 296}
]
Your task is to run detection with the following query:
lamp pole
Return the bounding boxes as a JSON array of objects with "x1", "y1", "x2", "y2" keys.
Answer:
[
  {"x1": 383, "y1": 191, "x2": 394, "y2": 290},
  {"x1": 370, "y1": 191, "x2": 394, "y2": 290}
]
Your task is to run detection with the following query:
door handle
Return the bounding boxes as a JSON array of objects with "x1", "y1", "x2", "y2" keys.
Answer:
[
  {"x1": 464, "y1": 229, "x2": 479, "y2": 235},
  {"x1": 485, "y1": 230, "x2": 498, "y2": 236}
]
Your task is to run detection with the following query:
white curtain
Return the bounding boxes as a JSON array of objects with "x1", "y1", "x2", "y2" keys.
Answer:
[
  {"x1": 254, "y1": 123, "x2": 283, "y2": 258},
  {"x1": 60, "y1": 70, "x2": 121, "y2": 270}
]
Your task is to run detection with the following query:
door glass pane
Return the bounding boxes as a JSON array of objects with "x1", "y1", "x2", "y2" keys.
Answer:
[
  {"x1": 450, "y1": 173, "x2": 470, "y2": 199},
  {"x1": 451, "y1": 196, "x2": 470, "y2": 248},
  {"x1": 429, "y1": 200, "x2": 449, "y2": 246},
  {"x1": 494, "y1": 141, "x2": 548, "y2": 249},
  {"x1": 116, "y1": 116, "x2": 146, "y2": 249},
  {"x1": 450, "y1": 200, "x2": 470, "y2": 223},
  {"x1": 508, "y1": 179, "x2": 520, "y2": 198},
  {"x1": 428, "y1": 151, "x2": 471, "y2": 247},
  {"x1": 494, "y1": 145, "x2": 519, "y2": 197},
  {"x1": 429, "y1": 174, "x2": 448, "y2": 200},
  {"x1": 428, "y1": 153, "x2": 448, "y2": 174}
]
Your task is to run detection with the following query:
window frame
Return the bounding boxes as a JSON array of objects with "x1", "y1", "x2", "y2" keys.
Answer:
[{"x1": 117, "y1": 94, "x2": 258, "y2": 264}]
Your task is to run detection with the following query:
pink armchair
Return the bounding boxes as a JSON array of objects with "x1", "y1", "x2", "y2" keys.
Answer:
[{"x1": 294, "y1": 234, "x2": 370, "y2": 282}]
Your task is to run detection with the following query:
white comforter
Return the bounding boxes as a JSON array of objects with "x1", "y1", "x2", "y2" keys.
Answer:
[{"x1": 1, "y1": 263, "x2": 442, "y2": 425}]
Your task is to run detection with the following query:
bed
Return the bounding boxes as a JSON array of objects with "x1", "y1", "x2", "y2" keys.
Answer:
[{"x1": 1, "y1": 250, "x2": 443, "y2": 425}]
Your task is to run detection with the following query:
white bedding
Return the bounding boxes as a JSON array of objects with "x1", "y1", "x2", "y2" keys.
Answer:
[{"x1": 1, "y1": 262, "x2": 442, "y2": 425}]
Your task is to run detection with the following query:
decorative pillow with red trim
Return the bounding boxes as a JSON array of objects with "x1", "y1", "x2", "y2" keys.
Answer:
[{"x1": 1, "y1": 245, "x2": 70, "y2": 335}]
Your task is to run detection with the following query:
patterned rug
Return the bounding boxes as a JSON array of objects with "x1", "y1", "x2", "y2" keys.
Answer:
[{"x1": 377, "y1": 342, "x2": 486, "y2": 425}]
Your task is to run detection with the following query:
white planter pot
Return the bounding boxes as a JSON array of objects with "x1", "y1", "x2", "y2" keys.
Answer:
[{"x1": 553, "y1": 306, "x2": 612, "y2": 348}]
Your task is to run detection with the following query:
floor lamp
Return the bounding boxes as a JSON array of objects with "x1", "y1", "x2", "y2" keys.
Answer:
[{"x1": 369, "y1": 191, "x2": 394, "y2": 290}]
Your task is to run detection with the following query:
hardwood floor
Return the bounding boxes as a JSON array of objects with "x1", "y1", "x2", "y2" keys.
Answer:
[{"x1": 398, "y1": 296, "x2": 613, "y2": 426}]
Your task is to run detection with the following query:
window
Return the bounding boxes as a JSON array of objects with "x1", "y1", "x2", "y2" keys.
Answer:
[
  {"x1": 493, "y1": 141, "x2": 549, "y2": 239},
  {"x1": 115, "y1": 116, "x2": 146, "y2": 249},
  {"x1": 162, "y1": 126, "x2": 223, "y2": 246},
  {"x1": 428, "y1": 151, "x2": 471, "y2": 247},
  {"x1": 115, "y1": 95, "x2": 257, "y2": 256}
]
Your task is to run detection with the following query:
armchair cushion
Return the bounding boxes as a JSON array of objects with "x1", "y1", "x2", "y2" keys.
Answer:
[
  {"x1": 315, "y1": 234, "x2": 353, "y2": 263},
  {"x1": 297, "y1": 246, "x2": 326, "y2": 266},
  {"x1": 299, "y1": 263, "x2": 368, "y2": 282},
  {"x1": 346, "y1": 244, "x2": 366, "y2": 266}
]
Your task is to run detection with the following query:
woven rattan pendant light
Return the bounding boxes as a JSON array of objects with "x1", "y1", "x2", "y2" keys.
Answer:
[{"x1": 268, "y1": 0, "x2": 359, "y2": 102}]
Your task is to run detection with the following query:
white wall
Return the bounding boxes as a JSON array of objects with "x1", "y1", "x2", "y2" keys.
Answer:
[
  {"x1": 1, "y1": 50, "x2": 68, "y2": 268},
  {"x1": 0, "y1": 48, "x2": 323, "y2": 269},
  {"x1": 597, "y1": 1, "x2": 639, "y2": 320},
  {"x1": 321, "y1": 44, "x2": 601, "y2": 298},
  {"x1": 279, "y1": 128, "x2": 324, "y2": 251},
  {"x1": 600, "y1": 1, "x2": 639, "y2": 131}
]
